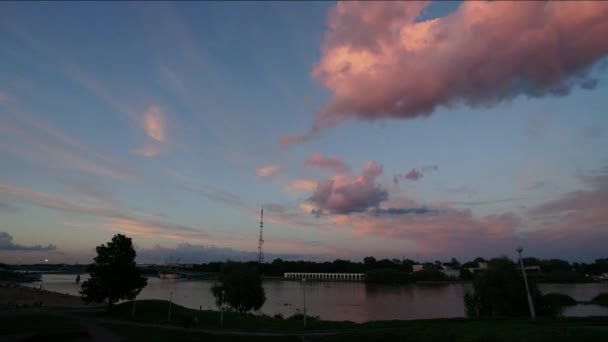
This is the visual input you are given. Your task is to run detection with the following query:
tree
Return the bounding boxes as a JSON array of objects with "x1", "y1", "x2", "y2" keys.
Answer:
[
  {"x1": 464, "y1": 257, "x2": 546, "y2": 317},
  {"x1": 211, "y1": 263, "x2": 266, "y2": 314},
  {"x1": 80, "y1": 234, "x2": 147, "y2": 311}
]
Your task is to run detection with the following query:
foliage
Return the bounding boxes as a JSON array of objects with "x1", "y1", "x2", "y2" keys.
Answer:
[
  {"x1": 591, "y1": 293, "x2": 608, "y2": 306},
  {"x1": 365, "y1": 269, "x2": 410, "y2": 284},
  {"x1": 211, "y1": 262, "x2": 266, "y2": 314},
  {"x1": 410, "y1": 269, "x2": 449, "y2": 282},
  {"x1": 541, "y1": 293, "x2": 577, "y2": 316},
  {"x1": 464, "y1": 257, "x2": 548, "y2": 317},
  {"x1": 80, "y1": 234, "x2": 147, "y2": 311}
]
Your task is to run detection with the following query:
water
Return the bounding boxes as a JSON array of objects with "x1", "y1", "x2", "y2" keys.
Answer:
[{"x1": 24, "y1": 274, "x2": 608, "y2": 322}]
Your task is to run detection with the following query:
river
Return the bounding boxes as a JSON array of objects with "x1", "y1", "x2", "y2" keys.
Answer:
[{"x1": 23, "y1": 274, "x2": 608, "y2": 322}]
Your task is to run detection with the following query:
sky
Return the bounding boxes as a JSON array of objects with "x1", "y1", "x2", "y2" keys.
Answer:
[{"x1": 1, "y1": 1, "x2": 607, "y2": 264}]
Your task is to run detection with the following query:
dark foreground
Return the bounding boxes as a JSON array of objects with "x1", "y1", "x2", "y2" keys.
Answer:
[{"x1": 1, "y1": 300, "x2": 608, "y2": 341}]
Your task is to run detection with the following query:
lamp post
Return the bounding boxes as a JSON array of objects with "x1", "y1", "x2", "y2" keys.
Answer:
[
  {"x1": 131, "y1": 297, "x2": 137, "y2": 320},
  {"x1": 517, "y1": 246, "x2": 536, "y2": 321},
  {"x1": 302, "y1": 278, "x2": 307, "y2": 329},
  {"x1": 167, "y1": 291, "x2": 173, "y2": 322}
]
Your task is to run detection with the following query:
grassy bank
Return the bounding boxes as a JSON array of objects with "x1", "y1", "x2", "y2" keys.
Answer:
[{"x1": 95, "y1": 300, "x2": 608, "y2": 333}]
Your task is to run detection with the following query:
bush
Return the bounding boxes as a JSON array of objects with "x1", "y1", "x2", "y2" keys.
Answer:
[
  {"x1": 273, "y1": 313, "x2": 284, "y2": 320},
  {"x1": 591, "y1": 293, "x2": 608, "y2": 306},
  {"x1": 541, "y1": 293, "x2": 577, "y2": 316},
  {"x1": 287, "y1": 313, "x2": 319, "y2": 321},
  {"x1": 410, "y1": 269, "x2": 449, "y2": 282}
]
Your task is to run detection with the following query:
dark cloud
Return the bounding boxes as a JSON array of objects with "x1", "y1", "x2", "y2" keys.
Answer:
[
  {"x1": 404, "y1": 169, "x2": 423, "y2": 181},
  {"x1": 372, "y1": 207, "x2": 437, "y2": 216},
  {"x1": 394, "y1": 165, "x2": 437, "y2": 183},
  {"x1": 0, "y1": 232, "x2": 56, "y2": 251}
]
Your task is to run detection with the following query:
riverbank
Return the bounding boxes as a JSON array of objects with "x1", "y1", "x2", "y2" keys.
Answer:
[
  {"x1": 0, "y1": 281, "x2": 103, "y2": 309},
  {"x1": 2, "y1": 300, "x2": 608, "y2": 342}
]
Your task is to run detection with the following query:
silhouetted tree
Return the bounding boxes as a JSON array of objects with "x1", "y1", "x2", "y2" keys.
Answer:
[
  {"x1": 80, "y1": 234, "x2": 147, "y2": 311},
  {"x1": 211, "y1": 262, "x2": 265, "y2": 314},
  {"x1": 464, "y1": 257, "x2": 546, "y2": 317}
]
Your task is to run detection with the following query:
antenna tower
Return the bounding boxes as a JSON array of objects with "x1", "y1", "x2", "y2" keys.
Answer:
[{"x1": 257, "y1": 206, "x2": 264, "y2": 263}]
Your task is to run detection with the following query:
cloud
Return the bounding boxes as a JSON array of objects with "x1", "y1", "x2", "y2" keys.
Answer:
[
  {"x1": 372, "y1": 207, "x2": 436, "y2": 216},
  {"x1": 394, "y1": 165, "x2": 437, "y2": 183},
  {"x1": 0, "y1": 182, "x2": 209, "y2": 242},
  {"x1": 141, "y1": 105, "x2": 167, "y2": 142},
  {"x1": 330, "y1": 204, "x2": 522, "y2": 258},
  {"x1": 286, "y1": 1, "x2": 608, "y2": 140},
  {"x1": 0, "y1": 232, "x2": 56, "y2": 251},
  {"x1": 309, "y1": 161, "x2": 387, "y2": 215},
  {"x1": 256, "y1": 165, "x2": 280, "y2": 178},
  {"x1": 306, "y1": 154, "x2": 351, "y2": 173},
  {"x1": 404, "y1": 169, "x2": 423, "y2": 181},
  {"x1": 0, "y1": 107, "x2": 134, "y2": 181},
  {"x1": 455, "y1": 197, "x2": 530, "y2": 206},
  {"x1": 284, "y1": 179, "x2": 319, "y2": 193},
  {"x1": 132, "y1": 143, "x2": 165, "y2": 157}
]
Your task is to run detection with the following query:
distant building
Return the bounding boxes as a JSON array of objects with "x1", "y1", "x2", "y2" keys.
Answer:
[
  {"x1": 412, "y1": 264, "x2": 424, "y2": 272},
  {"x1": 439, "y1": 268, "x2": 460, "y2": 279},
  {"x1": 466, "y1": 262, "x2": 489, "y2": 274}
]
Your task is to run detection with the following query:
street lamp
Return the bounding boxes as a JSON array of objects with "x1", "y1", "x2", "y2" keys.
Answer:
[
  {"x1": 302, "y1": 278, "x2": 307, "y2": 329},
  {"x1": 517, "y1": 246, "x2": 536, "y2": 321}
]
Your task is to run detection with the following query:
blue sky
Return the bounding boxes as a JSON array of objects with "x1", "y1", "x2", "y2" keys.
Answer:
[{"x1": 1, "y1": 1, "x2": 607, "y2": 264}]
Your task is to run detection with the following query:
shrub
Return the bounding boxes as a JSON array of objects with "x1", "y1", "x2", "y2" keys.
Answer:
[{"x1": 591, "y1": 293, "x2": 608, "y2": 306}]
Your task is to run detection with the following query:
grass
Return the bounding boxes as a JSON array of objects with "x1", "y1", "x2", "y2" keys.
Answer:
[
  {"x1": 102, "y1": 323, "x2": 301, "y2": 342},
  {"x1": 0, "y1": 314, "x2": 84, "y2": 336}
]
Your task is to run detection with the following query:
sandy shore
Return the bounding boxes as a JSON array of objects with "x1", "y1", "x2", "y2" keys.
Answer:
[{"x1": 0, "y1": 282, "x2": 104, "y2": 309}]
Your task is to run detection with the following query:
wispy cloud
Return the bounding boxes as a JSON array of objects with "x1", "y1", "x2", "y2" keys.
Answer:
[
  {"x1": 0, "y1": 232, "x2": 56, "y2": 251},
  {"x1": 0, "y1": 105, "x2": 134, "y2": 182},
  {"x1": 306, "y1": 154, "x2": 351, "y2": 174},
  {"x1": 284, "y1": 179, "x2": 318, "y2": 193},
  {"x1": 141, "y1": 105, "x2": 166, "y2": 142},
  {"x1": 256, "y1": 165, "x2": 280, "y2": 178},
  {"x1": 0, "y1": 182, "x2": 209, "y2": 242}
]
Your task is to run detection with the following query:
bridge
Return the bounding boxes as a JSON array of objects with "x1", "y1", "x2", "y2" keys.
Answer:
[{"x1": 284, "y1": 272, "x2": 364, "y2": 280}]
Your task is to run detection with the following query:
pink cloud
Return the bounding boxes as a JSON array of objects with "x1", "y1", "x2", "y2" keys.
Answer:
[
  {"x1": 141, "y1": 105, "x2": 167, "y2": 142},
  {"x1": 309, "y1": 161, "x2": 387, "y2": 215},
  {"x1": 256, "y1": 165, "x2": 280, "y2": 178},
  {"x1": 292, "y1": 1, "x2": 608, "y2": 137},
  {"x1": 284, "y1": 179, "x2": 319, "y2": 193},
  {"x1": 306, "y1": 154, "x2": 351, "y2": 174}
]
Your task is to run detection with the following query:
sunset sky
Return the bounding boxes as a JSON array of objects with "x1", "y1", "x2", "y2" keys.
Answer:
[{"x1": 1, "y1": 1, "x2": 607, "y2": 264}]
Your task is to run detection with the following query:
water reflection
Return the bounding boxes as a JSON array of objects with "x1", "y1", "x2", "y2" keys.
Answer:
[{"x1": 22, "y1": 274, "x2": 608, "y2": 323}]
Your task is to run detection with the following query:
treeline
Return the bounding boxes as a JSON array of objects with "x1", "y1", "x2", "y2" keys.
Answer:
[{"x1": 185, "y1": 257, "x2": 608, "y2": 283}]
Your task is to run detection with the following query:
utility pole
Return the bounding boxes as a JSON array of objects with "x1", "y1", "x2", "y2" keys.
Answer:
[
  {"x1": 167, "y1": 291, "x2": 173, "y2": 322},
  {"x1": 257, "y1": 206, "x2": 264, "y2": 264},
  {"x1": 302, "y1": 278, "x2": 307, "y2": 329},
  {"x1": 517, "y1": 246, "x2": 536, "y2": 321}
]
